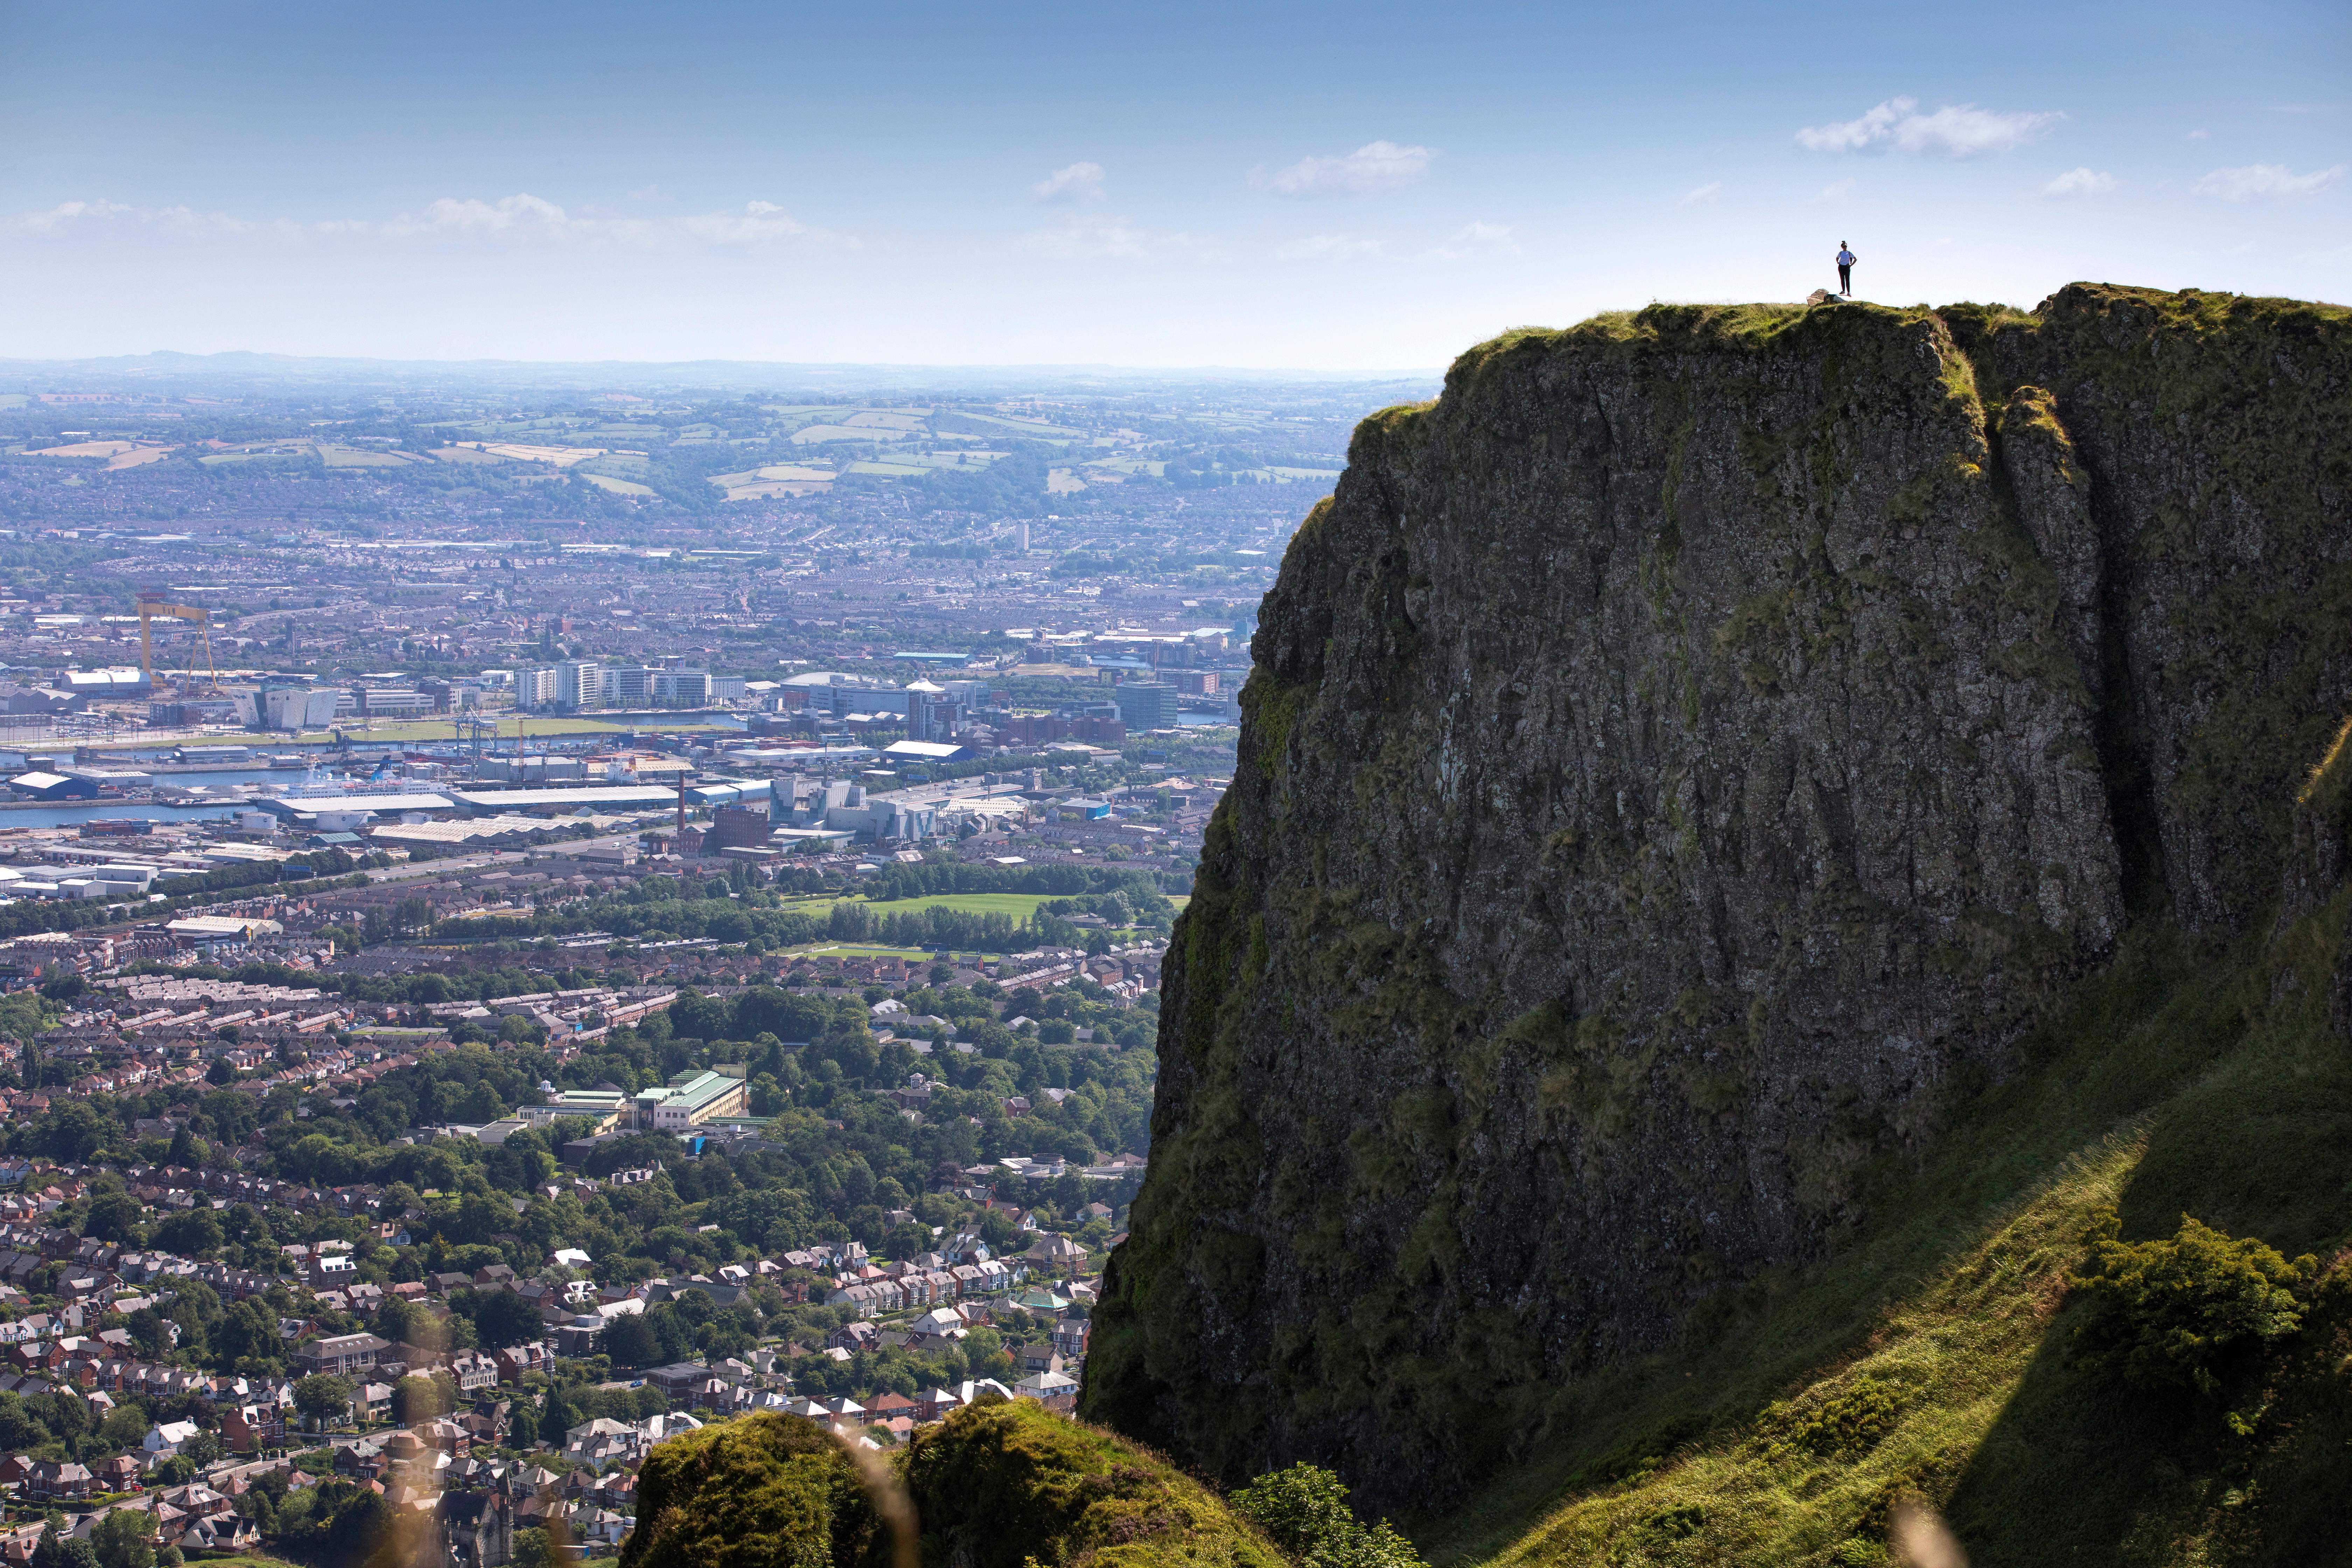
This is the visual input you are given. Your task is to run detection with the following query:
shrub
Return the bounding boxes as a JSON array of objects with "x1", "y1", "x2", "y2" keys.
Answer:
[
  {"x1": 1759, "y1": 1373, "x2": 1904, "y2": 1463},
  {"x1": 619, "y1": 1412, "x2": 875, "y2": 1568},
  {"x1": 903, "y1": 1396, "x2": 1283, "y2": 1568},
  {"x1": 2066, "y1": 1210, "x2": 2316, "y2": 1395},
  {"x1": 1228, "y1": 1462, "x2": 1425, "y2": 1568}
]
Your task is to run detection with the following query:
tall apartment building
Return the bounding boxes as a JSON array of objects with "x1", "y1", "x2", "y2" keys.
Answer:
[
  {"x1": 906, "y1": 684, "x2": 960, "y2": 742},
  {"x1": 515, "y1": 666, "x2": 559, "y2": 711},
  {"x1": 556, "y1": 660, "x2": 604, "y2": 712}
]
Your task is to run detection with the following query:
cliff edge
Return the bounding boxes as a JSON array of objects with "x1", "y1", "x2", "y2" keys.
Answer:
[{"x1": 1084, "y1": 284, "x2": 2352, "y2": 1516}]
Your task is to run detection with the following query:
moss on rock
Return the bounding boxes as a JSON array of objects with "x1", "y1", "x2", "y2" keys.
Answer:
[{"x1": 903, "y1": 1398, "x2": 1285, "y2": 1568}]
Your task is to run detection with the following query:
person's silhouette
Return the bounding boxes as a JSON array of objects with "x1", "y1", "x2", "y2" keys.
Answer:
[{"x1": 1836, "y1": 242, "x2": 1857, "y2": 297}]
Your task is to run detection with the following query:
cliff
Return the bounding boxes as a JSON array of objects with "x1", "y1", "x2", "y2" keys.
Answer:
[{"x1": 1084, "y1": 285, "x2": 2352, "y2": 1524}]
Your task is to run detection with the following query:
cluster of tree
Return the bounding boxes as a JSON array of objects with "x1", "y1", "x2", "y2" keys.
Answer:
[
  {"x1": 419, "y1": 856, "x2": 1178, "y2": 956},
  {"x1": 27, "y1": 1511, "x2": 182, "y2": 1568}
]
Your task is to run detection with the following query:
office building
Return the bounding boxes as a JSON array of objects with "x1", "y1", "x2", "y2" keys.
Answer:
[
  {"x1": 634, "y1": 1068, "x2": 749, "y2": 1131},
  {"x1": 604, "y1": 665, "x2": 657, "y2": 708},
  {"x1": 655, "y1": 668, "x2": 711, "y2": 706},
  {"x1": 1111, "y1": 682, "x2": 1178, "y2": 731}
]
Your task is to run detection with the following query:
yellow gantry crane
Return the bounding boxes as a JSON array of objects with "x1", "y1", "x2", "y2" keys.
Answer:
[{"x1": 136, "y1": 590, "x2": 220, "y2": 696}]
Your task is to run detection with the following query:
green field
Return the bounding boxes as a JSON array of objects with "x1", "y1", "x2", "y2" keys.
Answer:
[
  {"x1": 791, "y1": 942, "x2": 973, "y2": 961},
  {"x1": 863, "y1": 891, "x2": 1054, "y2": 918},
  {"x1": 779, "y1": 892, "x2": 1055, "y2": 920}
]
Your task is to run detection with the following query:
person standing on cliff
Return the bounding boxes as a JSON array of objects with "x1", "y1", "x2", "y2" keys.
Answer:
[{"x1": 1836, "y1": 242, "x2": 1857, "y2": 296}]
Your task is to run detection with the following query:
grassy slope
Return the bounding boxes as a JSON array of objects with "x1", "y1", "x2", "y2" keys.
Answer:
[{"x1": 1418, "y1": 905, "x2": 2352, "y2": 1568}]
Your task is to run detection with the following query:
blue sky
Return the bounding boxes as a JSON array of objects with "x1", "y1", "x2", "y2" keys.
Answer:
[{"x1": 3, "y1": 0, "x2": 2345, "y2": 369}]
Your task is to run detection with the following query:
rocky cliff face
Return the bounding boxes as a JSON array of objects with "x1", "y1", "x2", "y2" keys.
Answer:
[{"x1": 1085, "y1": 285, "x2": 2352, "y2": 1507}]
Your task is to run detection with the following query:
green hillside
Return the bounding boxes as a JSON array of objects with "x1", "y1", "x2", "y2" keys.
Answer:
[{"x1": 1412, "y1": 896, "x2": 2352, "y2": 1566}]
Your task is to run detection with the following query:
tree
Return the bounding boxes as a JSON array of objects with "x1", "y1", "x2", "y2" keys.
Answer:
[
  {"x1": 372, "y1": 1297, "x2": 418, "y2": 1349},
  {"x1": 390, "y1": 1374, "x2": 452, "y2": 1426},
  {"x1": 455, "y1": 1080, "x2": 506, "y2": 1124},
  {"x1": 152, "y1": 1209, "x2": 223, "y2": 1258},
  {"x1": 89, "y1": 1506, "x2": 156, "y2": 1568},
  {"x1": 35, "y1": 1100, "x2": 111, "y2": 1161},
  {"x1": 31, "y1": 1526, "x2": 101, "y2": 1568},
  {"x1": 668, "y1": 988, "x2": 727, "y2": 1041},
  {"x1": 205, "y1": 1057, "x2": 236, "y2": 1086},
  {"x1": 468, "y1": 1290, "x2": 543, "y2": 1351},
  {"x1": 82, "y1": 1191, "x2": 143, "y2": 1244},
  {"x1": 602, "y1": 1314, "x2": 658, "y2": 1369},
  {"x1": 99, "y1": 1402, "x2": 152, "y2": 1449},
  {"x1": 211, "y1": 1298, "x2": 282, "y2": 1372},
  {"x1": 294, "y1": 1374, "x2": 355, "y2": 1430}
]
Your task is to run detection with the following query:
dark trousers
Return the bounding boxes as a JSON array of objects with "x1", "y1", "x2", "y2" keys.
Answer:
[{"x1": 1838, "y1": 264, "x2": 1851, "y2": 294}]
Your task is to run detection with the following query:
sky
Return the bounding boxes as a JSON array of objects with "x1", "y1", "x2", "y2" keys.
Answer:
[{"x1": 2, "y1": 0, "x2": 2346, "y2": 371}]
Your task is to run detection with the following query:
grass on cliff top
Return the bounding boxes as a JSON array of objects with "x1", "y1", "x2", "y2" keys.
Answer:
[
  {"x1": 1461, "y1": 287, "x2": 2346, "y2": 384},
  {"x1": 1420, "y1": 901, "x2": 2352, "y2": 1568}
]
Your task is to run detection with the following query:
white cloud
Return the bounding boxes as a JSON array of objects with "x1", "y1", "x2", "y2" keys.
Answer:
[
  {"x1": 1258, "y1": 140, "x2": 1434, "y2": 196},
  {"x1": 1797, "y1": 97, "x2": 2063, "y2": 157},
  {"x1": 379, "y1": 192, "x2": 657, "y2": 244},
  {"x1": 22, "y1": 198, "x2": 249, "y2": 235},
  {"x1": 1022, "y1": 214, "x2": 1214, "y2": 261},
  {"x1": 23, "y1": 189, "x2": 853, "y2": 249},
  {"x1": 1274, "y1": 233, "x2": 1382, "y2": 261},
  {"x1": 1812, "y1": 180, "x2": 1857, "y2": 204},
  {"x1": 2043, "y1": 167, "x2": 2117, "y2": 197},
  {"x1": 1679, "y1": 181, "x2": 1722, "y2": 206},
  {"x1": 2191, "y1": 163, "x2": 2345, "y2": 202},
  {"x1": 1032, "y1": 162, "x2": 1106, "y2": 203},
  {"x1": 2185, "y1": 128, "x2": 2211, "y2": 140},
  {"x1": 23, "y1": 199, "x2": 133, "y2": 232},
  {"x1": 1431, "y1": 222, "x2": 1520, "y2": 261},
  {"x1": 680, "y1": 200, "x2": 857, "y2": 248}
]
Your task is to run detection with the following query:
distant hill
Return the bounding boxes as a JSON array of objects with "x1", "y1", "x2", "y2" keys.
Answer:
[{"x1": 0, "y1": 347, "x2": 1442, "y2": 398}]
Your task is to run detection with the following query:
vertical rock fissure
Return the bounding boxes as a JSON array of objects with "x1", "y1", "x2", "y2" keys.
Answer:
[{"x1": 2072, "y1": 424, "x2": 2171, "y2": 919}]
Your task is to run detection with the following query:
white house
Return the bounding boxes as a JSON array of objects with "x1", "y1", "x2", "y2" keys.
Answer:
[{"x1": 143, "y1": 1420, "x2": 201, "y2": 1461}]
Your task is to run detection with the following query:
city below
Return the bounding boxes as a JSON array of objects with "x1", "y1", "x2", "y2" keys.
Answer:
[{"x1": 0, "y1": 354, "x2": 1427, "y2": 1564}]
